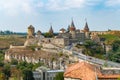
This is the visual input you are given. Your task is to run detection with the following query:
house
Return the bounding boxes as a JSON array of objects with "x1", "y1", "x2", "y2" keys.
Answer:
[{"x1": 64, "y1": 61, "x2": 120, "y2": 80}]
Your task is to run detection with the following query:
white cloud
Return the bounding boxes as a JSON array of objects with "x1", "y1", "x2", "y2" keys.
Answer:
[
  {"x1": 1, "y1": 0, "x2": 118, "y2": 15},
  {"x1": 0, "y1": 0, "x2": 43, "y2": 16},
  {"x1": 64, "y1": 0, "x2": 85, "y2": 8},
  {"x1": 46, "y1": 0, "x2": 101, "y2": 10},
  {"x1": 105, "y1": 0, "x2": 120, "y2": 7}
]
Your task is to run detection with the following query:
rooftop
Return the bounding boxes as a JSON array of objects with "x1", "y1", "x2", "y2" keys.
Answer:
[{"x1": 64, "y1": 61, "x2": 120, "y2": 80}]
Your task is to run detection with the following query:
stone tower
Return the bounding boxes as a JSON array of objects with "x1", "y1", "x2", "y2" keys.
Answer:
[
  {"x1": 36, "y1": 30, "x2": 42, "y2": 38},
  {"x1": 84, "y1": 21, "x2": 89, "y2": 32},
  {"x1": 49, "y1": 25, "x2": 54, "y2": 35},
  {"x1": 69, "y1": 19, "x2": 76, "y2": 39},
  {"x1": 84, "y1": 21, "x2": 90, "y2": 39},
  {"x1": 27, "y1": 25, "x2": 35, "y2": 39},
  {"x1": 69, "y1": 19, "x2": 76, "y2": 32},
  {"x1": 37, "y1": 30, "x2": 41, "y2": 35}
]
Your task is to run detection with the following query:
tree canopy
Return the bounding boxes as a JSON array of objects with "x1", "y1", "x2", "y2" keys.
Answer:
[
  {"x1": 22, "y1": 69, "x2": 34, "y2": 80},
  {"x1": 54, "y1": 72, "x2": 64, "y2": 80}
]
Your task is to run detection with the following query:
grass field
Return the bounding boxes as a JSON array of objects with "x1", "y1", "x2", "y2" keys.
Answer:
[{"x1": 0, "y1": 35, "x2": 26, "y2": 49}]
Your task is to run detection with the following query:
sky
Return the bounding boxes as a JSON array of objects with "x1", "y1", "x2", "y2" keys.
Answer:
[{"x1": 0, "y1": 0, "x2": 120, "y2": 32}]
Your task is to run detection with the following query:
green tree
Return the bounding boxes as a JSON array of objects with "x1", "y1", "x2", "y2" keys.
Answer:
[
  {"x1": 32, "y1": 62, "x2": 44, "y2": 70},
  {"x1": 99, "y1": 34, "x2": 120, "y2": 45},
  {"x1": 83, "y1": 40, "x2": 105, "y2": 59},
  {"x1": 27, "y1": 63, "x2": 34, "y2": 70},
  {"x1": 117, "y1": 77, "x2": 120, "y2": 80},
  {"x1": 11, "y1": 59, "x2": 18, "y2": 65},
  {"x1": 54, "y1": 72, "x2": 64, "y2": 80},
  {"x1": 44, "y1": 32, "x2": 54, "y2": 38},
  {"x1": 110, "y1": 52, "x2": 120, "y2": 63},
  {"x1": 0, "y1": 72, "x2": 5, "y2": 80},
  {"x1": 3, "y1": 64, "x2": 11, "y2": 80},
  {"x1": 112, "y1": 40, "x2": 120, "y2": 51},
  {"x1": 0, "y1": 62, "x2": 4, "y2": 67},
  {"x1": 22, "y1": 69, "x2": 34, "y2": 80},
  {"x1": 17, "y1": 61, "x2": 28, "y2": 70},
  {"x1": 83, "y1": 40, "x2": 96, "y2": 56},
  {"x1": 106, "y1": 40, "x2": 120, "y2": 63},
  {"x1": 0, "y1": 50, "x2": 4, "y2": 61}
]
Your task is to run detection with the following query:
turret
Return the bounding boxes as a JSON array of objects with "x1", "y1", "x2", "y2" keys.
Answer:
[
  {"x1": 69, "y1": 19, "x2": 76, "y2": 32},
  {"x1": 84, "y1": 21, "x2": 89, "y2": 32},
  {"x1": 59, "y1": 28, "x2": 66, "y2": 33},
  {"x1": 27, "y1": 25, "x2": 35, "y2": 39},
  {"x1": 69, "y1": 19, "x2": 76, "y2": 38},
  {"x1": 49, "y1": 25, "x2": 54, "y2": 35},
  {"x1": 84, "y1": 21, "x2": 90, "y2": 39},
  {"x1": 37, "y1": 30, "x2": 42, "y2": 35}
]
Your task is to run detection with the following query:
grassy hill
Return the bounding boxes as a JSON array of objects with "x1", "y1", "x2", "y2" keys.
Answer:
[
  {"x1": 0, "y1": 35, "x2": 26, "y2": 49},
  {"x1": 99, "y1": 34, "x2": 120, "y2": 44}
]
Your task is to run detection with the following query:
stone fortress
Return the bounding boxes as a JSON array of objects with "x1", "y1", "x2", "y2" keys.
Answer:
[
  {"x1": 4, "y1": 19, "x2": 91, "y2": 70},
  {"x1": 4, "y1": 19, "x2": 120, "y2": 70},
  {"x1": 24, "y1": 19, "x2": 90, "y2": 48},
  {"x1": 4, "y1": 19, "x2": 120, "y2": 80}
]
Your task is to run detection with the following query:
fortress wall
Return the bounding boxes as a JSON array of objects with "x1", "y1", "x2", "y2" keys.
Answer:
[
  {"x1": 41, "y1": 48, "x2": 59, "y2": 53},
  {"x1": 10, "y1": 45, "x2": 26, "y2": 49},
  {"x1": 63, "y1": 49, "x2": 72, "y2": 55},
  {"x1": 51, "y1": 38, "x2": 69, "y2": 47}
]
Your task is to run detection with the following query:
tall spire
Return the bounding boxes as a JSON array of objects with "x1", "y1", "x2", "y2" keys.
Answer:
[
  {"x1": 49, "y1": 24, "x2": 54, "y2": 34},
  {"x1": 70, "y1": 18, "x2": 76, "y2": 31},
  {"x1": 71, "y1": 18, "x2": 75, "y2": 28},
  {"x1": 84, "y1": 19, "x2": 89, "y2": 32}
]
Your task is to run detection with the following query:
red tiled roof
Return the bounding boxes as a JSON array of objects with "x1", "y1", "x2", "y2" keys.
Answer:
[
  {"x1": 98, "y1": 74, "x2": 120, "y2": 79},
  {"x1": 64, "y1": 61, "x2": 120, "y2": 80},
  {"x1": 70, "y1": 27, "x2": 76, "y2": 31},
  {"x1": 64, "y1": 61, "x2": 101, "y2": 80}
]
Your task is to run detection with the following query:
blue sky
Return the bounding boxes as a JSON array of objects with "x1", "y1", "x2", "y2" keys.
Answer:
[{"x1": 0, "y1": 0, "x2": 120, "y2": 32}]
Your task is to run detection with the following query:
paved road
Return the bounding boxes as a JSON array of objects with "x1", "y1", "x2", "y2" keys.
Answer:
[
  {"x1": 73, "y1": 51, "x2": 120, "y2": 67},
  {"x1": 63, "y1": 45, "x2": 120, "y2": 67}
]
